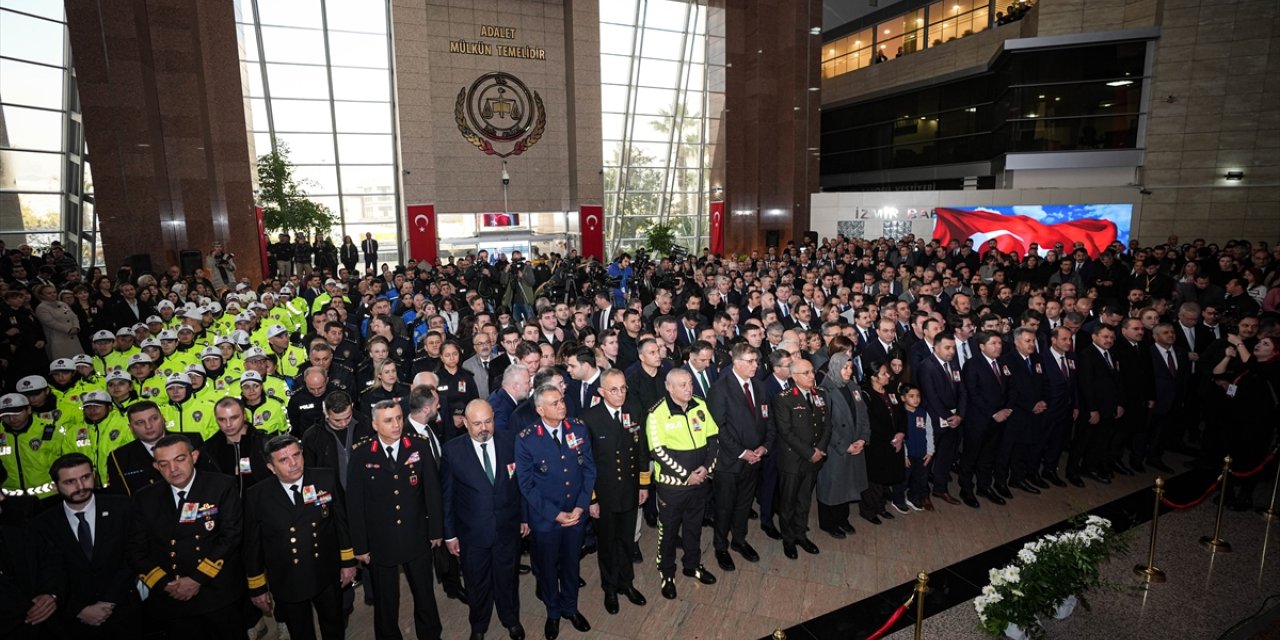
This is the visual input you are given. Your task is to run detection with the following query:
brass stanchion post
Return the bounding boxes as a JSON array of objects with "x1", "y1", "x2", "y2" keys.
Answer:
[
  {"x1": 1260, "y1": 451, "x2": 1279, "y2": 522},
  {"x1": 1200, "y1": 456, "x2": 1233, "y2": 552},
  {"x1": 1133, "y1": 476, "x2": 1167, "y2": 582},
  {"x1": 914, "y1": 572, "x2": 929, "y2": 640},
  {"x1": 772, "y1": 629, "x2": 786, "y2": 640}
]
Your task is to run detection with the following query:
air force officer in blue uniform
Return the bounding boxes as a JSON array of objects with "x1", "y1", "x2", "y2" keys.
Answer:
[
  {"x1": 442, "y1": 399, "x2": 527, "y2": 640},
  {"x1": 515, "y1": 385, "x2": 596, "y2": 640}
]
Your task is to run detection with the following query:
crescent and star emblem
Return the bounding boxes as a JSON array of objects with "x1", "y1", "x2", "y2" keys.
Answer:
[
  {"x1": 414, "y1": 214, "x2": 430, "y2": 231},
  {"x1": 585, "y1": 214, "x2": 599, "y2": 230}
]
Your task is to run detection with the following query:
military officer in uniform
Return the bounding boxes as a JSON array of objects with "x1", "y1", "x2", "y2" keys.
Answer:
[
  {"x1": 346, "y1": 399, "x2": 445, "y2": 640},
  {"x1": 515, "y1": 384, "x2": 595, "y2": 640},
  {"x1": 127, "y1": 434, "x2": 246, "y2": 638},
  {"x1": 773, "y1": 358, "x2": 830, "y2": 558},
  {"x1": 580, "y1": 368, "x2": 649, "y2": 614},
  {"x1": 244, "y1": 435, "x2": 356, "y2": 640},
  {"x1": 645, "y1": 368, "x2": 719, "y2": 600}
]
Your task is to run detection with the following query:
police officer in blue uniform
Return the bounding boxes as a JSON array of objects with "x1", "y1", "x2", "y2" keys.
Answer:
[{"x1": 515, "y1": 384, "x2": 595, "y2": 640}]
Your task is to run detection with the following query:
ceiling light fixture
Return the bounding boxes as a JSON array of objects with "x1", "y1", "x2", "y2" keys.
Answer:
[
  {"x1": 1106, "y1": 80, "x2": 1133, "y2": 87},
  {"x1": 1225, "y1": 170, "x2": 1245, "y2": 181}
]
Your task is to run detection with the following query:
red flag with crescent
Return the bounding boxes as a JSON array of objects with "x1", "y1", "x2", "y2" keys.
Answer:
[
  {"x1": 709, "y1": 200, "x2": 725, "y2": 256},
  {"x1": 580, "y1": 204, "x2": 604, "y2": 262},
  {"x1": 407, "y1": 204, "x2": 438, "y2": 265},
  {"x1": 932, "y1": 207, "x2": 1117, "y2": 258},
  {"x1": 254, "y1": 206, "x2": 269, "y2": 277}
]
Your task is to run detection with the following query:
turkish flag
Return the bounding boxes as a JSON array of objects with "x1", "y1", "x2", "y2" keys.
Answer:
[
  {"x1": 580, "y1": 205, "x2": 604, "y2": 262},
  {"x1": 255, "y1": 206, "x2": 269, "y2": 277},
  {"x1": 709, "y1": 200, "x2": 725, "y2": 256},
  {"x1": 407, "y1": 204, "x2": 437, "y2": 265},
  {"x1": 933, "y1": 207, "x2": 1117, "y2": 258}
]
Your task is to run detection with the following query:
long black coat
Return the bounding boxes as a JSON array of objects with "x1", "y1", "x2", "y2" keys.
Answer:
[{"x1": 861, "y1": 385, "x2": 906, "y2": 485}]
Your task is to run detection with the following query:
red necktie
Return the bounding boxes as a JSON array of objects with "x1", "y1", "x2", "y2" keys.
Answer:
[
  {"x1": 991, "y1": 360, "x2": 1001, "y2": 383},
  {"x1": 1166, "y1": 349, "x2": 1176, "y2": 375},
  {"x1": 743, "y1": 382, "x2": 755, "y2": 414},
  {"x1": 1059, "y1": 355, "x2": 1069, "y2": 379}
]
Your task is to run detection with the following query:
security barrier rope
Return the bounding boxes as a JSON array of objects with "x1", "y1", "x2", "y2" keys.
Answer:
[{"x1": 864, "y1": 592, "x2": 915, "y2": 640}]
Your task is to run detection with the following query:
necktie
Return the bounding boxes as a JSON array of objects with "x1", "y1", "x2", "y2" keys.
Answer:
[
  {"x1": 386, "y1": 445, "x2": 396, "y2": 461},
  {"x1": 943, "y1": 361, "x2": 952, "y2": 380},
  {"x1": 75, "y1": 512, "x2": 93, "y2": 559},
  {"x1": 700, "y1": 371, "x2": 711, "y2": 395},
  {"x1": 962, "y1": 342, "x2": 971, "y2": 364},
  {"x1": 612, "y1": 409, "x2": 620, "y2": 423},
  {"x1": 1025, "y1": 357, "x2": 1033, "y2": 372},
  {"x1": 481, "y1": 443, "x2": 495, "y2": 485},
  {"x1": 1059, "y1": 355, "x2": 1069, "y2": 378},
  {"x1": 581, "y1": 384, "x2": 588, "y2": 409},
  {"x1": 1166, "y1": 349, "x2": 1177, "y2": 374},
  {"x1": 1103, "y1": 351, "x2": 1113, "y2": 369},
  {"x1": 991, "y1": 360, "x2": 1001, "y2": 382},
  {"x1": 550, "y1": 427, "x2": 560, "y2": 446},
  {"x1": 290, "y1": 484, "x2": 302, "y2": 506},
  {"x1": 743, "y1": 381, "x2": 755, "y2": 413},
  {"x1": 177, "y1": 490, "x2": 186, "y2": 509},
  {"x1": 481, "y1": 359, "x2": 490, "y2": 373}
]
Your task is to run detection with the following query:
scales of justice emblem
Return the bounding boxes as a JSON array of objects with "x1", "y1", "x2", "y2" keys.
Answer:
[{"x1": 455, "y1": 72, "x2": 546, "y2": 158}]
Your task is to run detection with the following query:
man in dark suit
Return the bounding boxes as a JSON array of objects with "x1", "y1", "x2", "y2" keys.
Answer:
[
  {"x1": 707, "y1": 344, "x2": 774, "y2": 571},
  {"x1": 0, "y1": 510, "x2": 63, "y2": 639},
  {"x1": 860, "y1": 319, "x2": 898, "y2": 371},
  {"x1": 998, "y1": 328, "x2": 1049, "y2": 495},
  {"x1": 916, "y1": 334, "x2": 966, "y2": 505},
  {"x1": 958, "y1": 332, "x2": 1010, "y2": 508},
  {"x1": 773, "y1": 359, "x2": 829, "y2": 559},
  {"x1": 106, "y1": 401, "x2": 207, "y2": 496},
  {"x1": 684, "y1": 341, "x2": 718, "y2": 400},
  {"x1": 565, "y1": 348, "x2": 603, "y2": 419},
  {"x1": 1112, "y1": 318, "x2": 1154, "y2": 476},
  {"x1": 361, "y1": 233, "x2": 378, "y2": 275},
  {"x1": 580, "y1": 370, "x2": 649, "y2": 616},
  {"x1": 347, "y1": 400, "x2": 445, "y2": 640},
  {"x1": 1140, "y1": 324, "x2": 1191, "y2": 473},
  {"x1": 1067, "y1": 324, "x2": 1124, "y2": 486},
  {"x1": 442, "y1": 400, "x2": 527, "y2": 640},
  {"x1": 32, "y1": 454, "x2": 138, "y2": 638},
  {"x1": 127, "y1": 434, "x2": 245, "y2": 639},
  {"x1": 590, "y1": 292, "x2": 615, "y2": 336},
  {"x1": 1034, "y1": 327, "x2": 1077, "y2": 487},
  {"x1": 488, "y1": 364, "x2": 532, "y2": 433},
  {"x1": 243, "y1": 436, "x2": 356, "y2": 640},
  {"x1": 108, "y1": 282, "x2": 154, "y2": 331}
]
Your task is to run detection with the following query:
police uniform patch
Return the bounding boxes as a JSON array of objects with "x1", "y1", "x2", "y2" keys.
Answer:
[
  {"x1": 192, "y1": 411, "x2": 203, "y2": 422},
  {"x1": 109, "y1": 430, "x2": 121, "y2": 441},
  {"x1": 30, "y1": 439, "x2": 42, "y2": 451}
]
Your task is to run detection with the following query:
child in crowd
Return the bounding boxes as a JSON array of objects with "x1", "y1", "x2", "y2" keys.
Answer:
[{"x1": 894, "y1": 384, "x2": 934, "y2": 512}]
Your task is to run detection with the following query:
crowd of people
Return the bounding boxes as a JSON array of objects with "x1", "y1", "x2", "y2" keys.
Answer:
[{"x1": 1, "y1": 229, "x2": 1278, "y2": 640}]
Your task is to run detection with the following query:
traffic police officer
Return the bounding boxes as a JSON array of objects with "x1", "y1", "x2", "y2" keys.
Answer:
[
  {"x1": 645, "y1": 368, "x2": 719, "y2": 600},
  {"x1": 244, "y1": 435, "x2": 356, "y2": 640},
  {"x1": 516, "y1": 384, "x2": 595, "y2": 640},
  {"x1": 0, "y1": 392, "x2": 62, "y2": 518},
  {"x1": 57, "y1": 390, "x2": 132, "y2": 485}
]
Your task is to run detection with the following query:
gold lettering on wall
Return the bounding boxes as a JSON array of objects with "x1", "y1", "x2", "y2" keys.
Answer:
[{"x1": 449, "y1": 24, "x2": 546, "y2": 61}]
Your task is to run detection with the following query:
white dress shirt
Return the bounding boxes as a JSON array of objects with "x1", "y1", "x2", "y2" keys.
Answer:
[{"x1": 64, "y1": 495, "x2": 97, "y2": 541}]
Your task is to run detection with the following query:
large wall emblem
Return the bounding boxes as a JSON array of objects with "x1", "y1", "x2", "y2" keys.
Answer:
[{"x1": 455, "y1": 72, "x2": 546, "y2": 158}]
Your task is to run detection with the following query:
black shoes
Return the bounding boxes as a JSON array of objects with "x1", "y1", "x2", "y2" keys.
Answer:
[
  {"x1": 1028, "y1": 475, "x2": 1050, "y2": 489},
  {"x1": 715, "y1": 549, "x2": 736, "y2": 572},
  {"x1": 783, "y1": 542, "x2": 798, "y2": 559},
  {"x1": 731, "y1": 541, "x2": 760, "y2": 562},
  {"x1": 544, "y1": 618, "x2": 559, "y2": 640},
  {"x1": 470, "y1": 633, "x2": 485, "y2": 640},
  {"x1": 621, "y1": 586, "x2": 647, "y2": 606},
  {"x1": 1085, "y1": 471, "x2": 1112, "y2": 484},
  {"x1": 761, "y1": 522, "x2": 782, "y2": 540},
  {"x1": 1042, "y1": 472, "x2": 1067, "y2": 488},
  {"x1": 579, "y1": 544, "x2": 597, "y2": 559},
  {"x1": 563, "y1": 613, "x2": 590, "y2": 633},
  {"x1": 878, "y1": 510, "x2": 895, "y2": 520},
  {"x1": 993, "y1": 483, "x2": 1014, "y2": 500},
  {"x1": 1013, "y1": 479, "x2": 1041, "y2": 495},
  {"x1": 630, "y1": 545, "x2": 643, "y2": 564},
  {"x1": 960, "y1": 490, "x2": 980, "y2": 509},
  {"x1": 1112, "y1": 461, "x2": 1135, "y2": 476},
  {"x1": 838, "y1": 521, "x2": 856, "y2": 534},
  {"x1": 683, "y1": 565, "x2": 717, "y2": 584},
  {"x1": 604, "y1": 592, "x2": 619, "y2": 614},
  {"x1": 1129, "y1": 459, "x2": 1147, "y2": 474},
  {"x1": 821, "y1": 526, "x2": 847, "y2": 539},
  {"x1": 661, "y1": 577, "x2": 677, "y2": 599},
  {"x1": 508, "y1": 624, "x2": 526, "y2": 640},
  {"x1": 797, "y1": 538, "x2": 820, "y2": 555},
  {"x1": 1067, "y1": 475, "x2": 1086, "y2": 488},
  {"x1": 446, "y1": 586, "x2": 469, "y2": 604},
  {"x1": 861, "y1": 514, "x2": 882, "y2": 525},
  {"x1": 977, "y1": 488, "x2": 1007, "y2": 506}
]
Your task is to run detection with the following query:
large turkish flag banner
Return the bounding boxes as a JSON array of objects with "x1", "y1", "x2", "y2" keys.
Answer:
[
  {"x1": 407, "y1": 204, "x2": 438, "y2": 264},
  {"x1": 580, "y1": 205, "x2": 604, "y2": 262},
  {"x1": 933, "y1": 207, "x2": 1117, "y2": 258},
  {"x1": 709, "y1": 200, "x2": 724, "y2": 256},
  {"x1": 255, "y1": 206, "x2": 269, "y2": 277}
]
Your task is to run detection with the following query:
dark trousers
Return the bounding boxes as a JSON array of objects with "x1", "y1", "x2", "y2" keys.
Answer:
[
  {"x1": 431, "y1": 544, "x2": 464, "y2": 595},
  {"x1": 364, "y1": 256, "x2": 376, "y2": 274},
  {"x1": 816, "y1": 500, "x2": 850, "y2": 530},
  {"x1": 858, "y1": 484, "x2": 887, "y2": 519},
  {"x1": 1109, "y1": 407, "x2": 1146, "y2": 464},
  {"x1": 1036, "y1": 409, "x2": 1073, "y2": 475},
  {"x1": 158, "y1": 601, "x2": 246, "y2": 640},
  {"x1": 958, "y1": 420, "x2": 1001, "y2": 492},
  {"x1": 1141, "y1": 410, "x2": 1176, "y2": 462},
  {"x1": 777, "y1": 470, "x2": 817, "y2": 543},
  {"x1": 530, "y1": 520, "x2": 586, "y2": 618},
  {"x1": 1066, "y1": 413, "x2": 1113, "y2": 477},
  {"x1": 276, "y1": 583, "x2": 345, "y2": 640},
  {"x1": 459, "y1": 537, "x2": 521, "y2": 634},
  {"x1": 655, "y1": 485, "x2": 707, "y2": 577},
  {"x1": 596, "y1": 507, "x2": 638, "y2": 594},
  {"x1": 893, "y1": 454, "x2": 931, "y2": 504},
  {"x1": 995, "y1": 424, "x2": 1031, "y2": 485},
  {"x1": 713, "y1": 467, "x2": 759, "y2": 551},
  {"x1": 930, "y1": 426, "x2": 962, "y2": 493},
  {"x1": 367, "y1": 554, "x2": 442, "y2": 640},
  {"x1": 756, "y1": 452, "x2": 779, "y2": 525}
]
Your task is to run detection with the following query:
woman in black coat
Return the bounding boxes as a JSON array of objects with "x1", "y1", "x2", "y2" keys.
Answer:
[
  {"x1": 340, "y1": 235, "x2": 359, "y2": 274},
  {"x1": 859, "y1": 360, "x2": 907, "y2": 524},
  {"x1": 1223, "y1": 336, "x2": 1279, "y2": 510}
]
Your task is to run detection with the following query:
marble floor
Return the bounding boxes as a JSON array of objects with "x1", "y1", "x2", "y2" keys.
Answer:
[
  {"x1": 884, "y1": 497, "x2": 1280, "y2": 640},
  {"x1": 305, "y1": 461, "x2": 1185, "y2": 640}
]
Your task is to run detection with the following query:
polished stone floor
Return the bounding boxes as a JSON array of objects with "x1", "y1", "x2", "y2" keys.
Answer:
[
  {"x1": 301, "y1": 461, "x2": 1182, "y2": 640},
  {"x1": 884, "y1": 494, "x2": 1280, "y2": 640}
]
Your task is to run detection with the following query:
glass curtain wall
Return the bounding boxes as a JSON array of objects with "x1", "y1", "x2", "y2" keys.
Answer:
[
  {"x1": 234, "y1": 0, "x2": 401, "y2": 263},
  {"x1": 600, "y1": 0, "x2": 722, "y2": 257},
  {"x1": 0, "y1": 1, "x2": 98, "y2": 266}
]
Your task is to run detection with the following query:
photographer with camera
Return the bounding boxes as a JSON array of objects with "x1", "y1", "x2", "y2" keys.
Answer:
[
  {"x1": 205, "y1": 241, "x2": 237, "y2": 292},
  {"x1": 608, "y1": 252, "x2": 634, "y2": 307},
  {"x1": 500, "y1": 251, "x2": 536, "y2": 323}
]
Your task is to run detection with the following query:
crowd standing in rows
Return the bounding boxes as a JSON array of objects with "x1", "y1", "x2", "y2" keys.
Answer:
[{"x1": 1, "y1": 231, "x2": 1278, "y2": 640}]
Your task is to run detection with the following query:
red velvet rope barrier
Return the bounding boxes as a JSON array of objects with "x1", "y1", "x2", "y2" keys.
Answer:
[
  {"x1": 1229, "y1": 452, "x2": 1277, "y2": 478},
  {"x1": 1160, "y1": 474, "x2": 1223, "y2": 510},
  {"x1": 865, "y1": 595, "x2": 914, "y2": 640}
]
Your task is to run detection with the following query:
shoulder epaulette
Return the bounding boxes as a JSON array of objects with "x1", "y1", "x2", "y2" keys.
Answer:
[
  {"x1": 518, "y1": 427, "x2": 532, "y2": 438},
  {"x1": 352, "y1": 436, "x2": 373, "y2": 450},
  {"x1": 648, "y1": 397, "x2": 666, "y2": 412}
]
